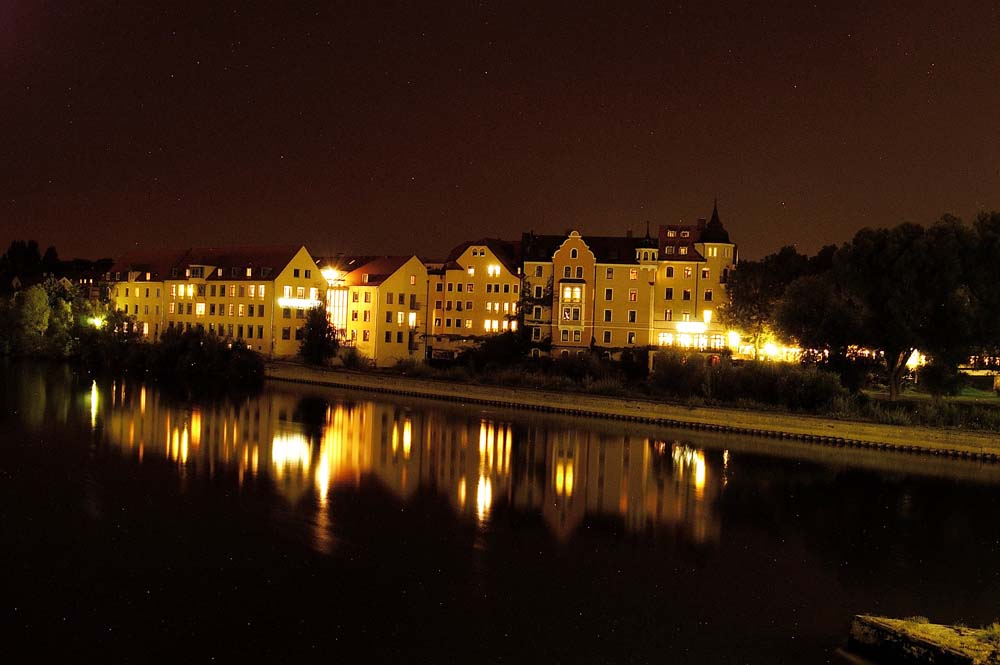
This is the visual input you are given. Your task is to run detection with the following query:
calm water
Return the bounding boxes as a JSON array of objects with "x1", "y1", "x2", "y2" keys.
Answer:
[{"x1": 3, "y1": 361, "x2": 999, "y2": 663}]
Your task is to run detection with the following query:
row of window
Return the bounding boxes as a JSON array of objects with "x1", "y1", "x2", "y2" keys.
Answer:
[
  {"x1": 533, "y1": 263, "x2": 729, "y2": 280},
  {"x1": 170, "y1": 283, "x2": 268, "y2": 300},
  {"x1": 167, "y1": 320, "x2": 266, "y2": 340},
  {"x1": 116, "y1": 287, "x2": 161, "y2": 298},
  {"x1": 173, "y1": 266, "x2": 273, "y2": 279},
  {"x1": 433, "y1": 300, "x2": 516, "y2": 313},
  {"x1": 436, "y1": 282, "x2": 518, "y2": 294},
  {"x1": 167, "y1": 302, "x2": 268, "y2": 317}
]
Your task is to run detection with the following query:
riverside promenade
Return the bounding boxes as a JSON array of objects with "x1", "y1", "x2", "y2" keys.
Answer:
[{"x1": 266, "y1": 361, "x2": 1000, "y2": 462}]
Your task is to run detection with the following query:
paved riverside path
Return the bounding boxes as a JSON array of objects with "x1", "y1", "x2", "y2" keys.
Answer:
[{"x1": 266, "y1": 362, "x2": 1000, "y2": 461}]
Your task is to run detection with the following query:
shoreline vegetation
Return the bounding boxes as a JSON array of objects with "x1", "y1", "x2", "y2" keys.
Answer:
[{"x1": 267, "y1": 359, "x2": 1000, "y2": 460}]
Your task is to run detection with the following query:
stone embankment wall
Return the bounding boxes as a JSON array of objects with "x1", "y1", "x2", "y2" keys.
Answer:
[{"x1": 266, "y1": 362, "x2": 1000, "y2": 462}]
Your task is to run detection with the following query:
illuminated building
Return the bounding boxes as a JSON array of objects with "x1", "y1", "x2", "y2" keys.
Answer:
[
  {"x1": 317, "y1": 255, "x2": 429, "y2": 367},
  {"x1": 425, "y1": 238, "x2": 522, "y2": 359},
  {"x1": 521, "y1": 203, "x2": 737, "y2": 356},
  {"x1": 109, "y1": 245, "x2": 326, "y2": 357}
]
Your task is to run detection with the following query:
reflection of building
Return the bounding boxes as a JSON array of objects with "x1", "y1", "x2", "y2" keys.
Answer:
[{"x1": 96, "y1": 381, "x2": 721, "y2": 544}]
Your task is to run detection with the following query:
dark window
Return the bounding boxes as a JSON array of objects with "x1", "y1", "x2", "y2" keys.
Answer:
[{"x1": 665, "y1": 288, "x2": 673, "y2": 300}]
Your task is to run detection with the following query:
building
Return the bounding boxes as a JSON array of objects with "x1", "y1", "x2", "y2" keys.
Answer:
[
  {"x1": 425, "y1": 238, "x2": 522, "y2": 359},
  {"x1": 320, "y1": 255, "x2": 429, "y2": 367},
  {"x1": 109, "y1": 245, "x2": 325, "y2": 357},
  {"x1": 521, "y1": 204, "x2": 737, "y2": 357}
]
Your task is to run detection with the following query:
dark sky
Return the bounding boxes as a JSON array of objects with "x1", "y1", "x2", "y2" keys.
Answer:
[{"x1": 2, "y1": 1, "x2": 999, "y2": 261}]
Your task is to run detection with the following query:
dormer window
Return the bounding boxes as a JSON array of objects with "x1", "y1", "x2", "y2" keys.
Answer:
[
  {"x1": 570, "y1": 248, "x2": 578, "y2": 259},
  {"x1": 665, "y1": 246, "x2": 675, "y2": 255},
  {"x1": 245, "y1": 267, "x2": 252, "y2": 277},
  {"x1": 667, "y1": 230, "x2": 677, "y2": 238},
  {"x1": 679, "y1": 247, "x2": 689, "y2": 255},
  {"x1": 217, "y1": 268, "x2": 223, "y2": 277},
  {"x1": 680, "y1": 231, "x2": 690, "y2": 238}
]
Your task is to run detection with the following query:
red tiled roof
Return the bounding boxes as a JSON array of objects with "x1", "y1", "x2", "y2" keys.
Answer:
[{"x1": 342, "y1": 256, "x2": 416, "y2": 286}]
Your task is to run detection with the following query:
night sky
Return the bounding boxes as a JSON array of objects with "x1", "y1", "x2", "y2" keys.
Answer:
[{"x1": 3, "y1": 1, "x2": 999, "y2": 260}]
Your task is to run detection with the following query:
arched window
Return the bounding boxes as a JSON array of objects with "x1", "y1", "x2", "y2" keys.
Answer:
[{"x1": 570, "y1": 248, "x2": 578, "y2": 259}]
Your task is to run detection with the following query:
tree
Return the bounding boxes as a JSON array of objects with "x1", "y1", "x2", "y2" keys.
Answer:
[
  {"x1": 719, "y1": 247, "x2": 808, "y2": 358},
  {"x1": 834, "y1": 221, "x2": 974, "y2": 400},
  {"x1": 298, "y1": 306, "x2": 339, "y2": 365},
  {"x1": 15, "y1": 284, "x2": 50, "y2": 354}
]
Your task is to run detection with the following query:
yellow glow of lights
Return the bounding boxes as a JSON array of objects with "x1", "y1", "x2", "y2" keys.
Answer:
[
  {"x1": 402, "y1": 419, "x2": 412, "y2": 459},
  {"x1": 88, "y1": 316, "x2": 105, "y2": 329},
  {"x1": 458, "y1": 477, "x2": 467, "y2": 508},
  {"x1": 191, "y1": 410, "x2": 202, "y2": 446},
  {"x1": 763, "y1": 342, "x2": 779, "y2": 357},
  {"x1": 476, "y1": 475, "x2": 492, "y2": 521},
  {"x1": 140, "y1": 386, "x2": 146, "y2": 414},
  {"x1": 727, "y1": 331, "x2": 741, "y2": 349},
  {"x1": 90, "y1": 380, "x2": 99, "y2": 429},
  {"x1": 271, "y1": 433, "x2": 312, "y2": 478},
  {"x1": 676, "y1": 321, "x2": 707, "y2": 334},
  {"x1": 277, "y1": 296, "x2": 323, "y2": 309},
  {"x1": 408, "y1": 312, "x2": 416, "y2": 327},
  {"x1": 321, "y1": 267, "x2": 340, "y2": 283},
  {"x1": 702, "y1": 310, "x2": 713, "y2": 324},
  {"x1": 906, "y1": 349, "x2": 925, "y2": 369}
]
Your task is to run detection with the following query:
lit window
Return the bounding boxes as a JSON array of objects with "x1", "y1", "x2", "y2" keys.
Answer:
[
  {"x1": 296, "y1": 287, "x2": 305, "y2": 298},
  {"x1": 665, "y1": 246, "x2": 675, "y2": 254},
  {"x1": 186, "y1": 284, "x2": 193, "y2": 298},
  {"x1": 684, "y1": 267, "x2": 693, "y2": 278},
  {"x1": 195, "y1": 303, "x2": 206, "y2": 317},
  {"x1": 667, "y1": 230, "x2": 676, "y2": 238},
  {"x1": 606, "y1": 268, "x2": 613, "y2": 279},
  {"x1": 238, "y1": 304, "x2": 245, "y2": 317},
  {"x1": 283, "y1": 286, "x2": 292, "y2": 298},
  {"x1": 679, "y1": 247, "x2": 688, "y2": 255},
  {"x1": 259, "y1": 285, "x2": 265, "y2": 299},
  {"x1": 246, "y1": 268, "x2": 252, "y2": 277},
  {"x1": 410, "y1": 275, "x2": 416, "y2": 285},
  {"x1": 309, "y1": 287, "x2": 318, "y2": 300},
  {"x1": 397, "y1": 311, "x2": 405, "y2": 324},
  {"x1": 665, "y1": 309, "x2": 672, "y2": 321},
  {"x1": 627, "y1": 331, "x2": 635, "y2": 345},
  {"x1": 168, "y1": 303, "x2": 175, "y2": 314},
  {"x1": 629, "y1": 269, "x2": 637, "y2": 280},
  {"x1": 628, "y1": 289, "x2": 637, "y2": 302},
  {"x1": 468, "y1": 267, "x2": 475, "y2": 276},
  {"x1": 249, "y1": 285, "x2": 256, "y2": 298},
  {"x1": 170, "y1": 285, "x2": 176, "y2": 298},
  {"x1": 408, "y1": 312, "x2": 416, "y2": 327}
]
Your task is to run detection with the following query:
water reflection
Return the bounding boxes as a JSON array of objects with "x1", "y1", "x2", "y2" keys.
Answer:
[{"x1": 88, "y1": 378, "x2": 721, "y2": 546}]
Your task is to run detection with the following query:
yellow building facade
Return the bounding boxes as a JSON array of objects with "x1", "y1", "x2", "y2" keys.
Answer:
[
  {"x1": 320, "y1": 255, "x2": 429, "y2": 367},
  {"x1": 426, "y1": 239, "x2": 522, "y2": 359},
  {"x1": 521, "y1": 205, "x2": 737, "y2": 356},
  {"x1": 109, "y1": 245, "x2": 326, "y2": 358}
]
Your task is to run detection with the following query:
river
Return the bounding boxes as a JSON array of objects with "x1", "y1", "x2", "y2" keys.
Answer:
[{"x1": 2, "y1": 361, "x2": 999, "y2": 663}]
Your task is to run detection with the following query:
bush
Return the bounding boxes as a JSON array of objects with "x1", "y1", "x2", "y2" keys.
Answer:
[
  {"x1": 918, "y1": 361, "x2": 967, "y2": 397},
  {"x1": 339, "y1": 347, "x2": 370, "y2": 370},
  {"x1": 649, "y1": 350, "x2": 708, "y2": 397}
]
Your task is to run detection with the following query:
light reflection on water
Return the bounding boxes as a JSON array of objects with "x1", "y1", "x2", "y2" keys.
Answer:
[{"x1": 80, "y1": 376, "x2": 722, "y2": 549}]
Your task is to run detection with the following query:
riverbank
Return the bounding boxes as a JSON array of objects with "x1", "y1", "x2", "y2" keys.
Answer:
[
  {"x1": 265, "y1": 362, "x2": 1000, "y2": 461},
  {"x1": 849, "y1": 616, "x2": 999, "y2": 664}
]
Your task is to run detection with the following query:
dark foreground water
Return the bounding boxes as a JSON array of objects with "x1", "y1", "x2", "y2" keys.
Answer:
[{"x1": 2, "y1": 361, "x2": 999, "y2": 664}]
